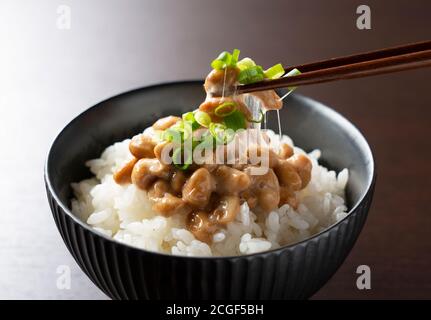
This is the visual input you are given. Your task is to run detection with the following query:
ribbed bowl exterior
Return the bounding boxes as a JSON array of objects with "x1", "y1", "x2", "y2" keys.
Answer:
[
  {"x1": 45, "y1": 180, "x2": 374, "y2": 300},
  {"x1": 45, "y1": 84, "x2": 376, "y2": 299}
]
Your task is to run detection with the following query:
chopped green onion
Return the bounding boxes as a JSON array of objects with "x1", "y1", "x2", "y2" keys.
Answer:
[
  {"x1": 264, "y1": 63, "x2": 284, "y2": 79},
  {"x1": 209, "y1": 123, "x2": 235, "y2": 144},
  {"x1": 211, "y1": 49, "x2": 241, "y2": 70},
  {"x1": 231, "y1": 49, "x2": 240, "y2": 65},
  {"x1": 247, "y1": 109, "x2": 264, "y2": 123},
  {"x1": 214, "y1": 102, "x2": 236, "y2": 117},
  {"x1": 182, "y1": 111, "x2": 200, "y2": 130},
  {"x1": 209, "y1": 123, "x2": 225, "y2": 143},
  {"x1": 194, "y1": 111, "x2": 211, "y2": 128},
  {"x1": 163, "y1": 127, "x2": 182, "y2": 143},
  {"x1": 168, "y1": 120, "x2": 192, "y2": 140},
  {"x1": 237, "y1": 58, "x2": 256, "y2": 71},
  {"x1": 211, "y1": 51, "x2": 232, "y2": 70},
  {"x1": 223, "y1": 110, "x2": 247, "y2": 131},
  {"x1": 285, "y1": 68, "x2": 301, "y2": 91},
  {"x1": 238, "y1": 65, "x2": 265, "y2": 84},
  {"x1": 182, "y1": 111, "x2": 194, "y2": 123},
  {"x1": 172, "y1": 147, "x2": 192, "y2": 170}
]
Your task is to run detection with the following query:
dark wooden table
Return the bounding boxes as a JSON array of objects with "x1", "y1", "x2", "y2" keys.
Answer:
[{"x1": 1, "y1": 0, "x2": 430, "y2": 299}]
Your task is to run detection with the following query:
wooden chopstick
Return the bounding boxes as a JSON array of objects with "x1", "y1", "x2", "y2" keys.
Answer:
[
  {"x1": 285, "y1": 40, "x2": 431, "y2": 73},
  {"x1": 236, "y1": 40, "x2": 431, "y2": 94}
]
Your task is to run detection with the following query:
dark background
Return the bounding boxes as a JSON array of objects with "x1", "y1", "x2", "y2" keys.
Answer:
[{"x1": 1, "y1": 0, "x2": 430, "y2": 299}]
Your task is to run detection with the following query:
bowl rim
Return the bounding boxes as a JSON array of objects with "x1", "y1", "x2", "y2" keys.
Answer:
[{"x1": 44, "y1": 80, "x2": 376, "y2": 260}]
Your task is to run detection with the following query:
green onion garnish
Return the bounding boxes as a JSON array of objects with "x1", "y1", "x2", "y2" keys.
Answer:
[
  {"x1": 209, "y1": 123, "x2": 226, "y2": 144},
  {"x1": 182, "y1": 111, "x2": 200, "y2": 130},
  {"x1": 223, "y1": 110, "x2": 247, "y2": 131},
  {"x1": 163, "y1": 127, "x2": 182, "y2": 143},
  {"x1": 194, "y1": 111, "x2": 211, "y2": 128},
  {"x1": 238, "y1": 65, "x2": 265, "y2": 84},
  {"x1": 182, "y1": 111, "x2": 194, "y2": 123},
  {"x1": 264, "y1": 63, "x2": 285, "y2": 79},
  {"x1": 231, "y1": 49, "x2": 240, "y2": 65},
  {"x1": 211, "y1": 49, "x2": 241, "y2": 70},
  {"x1": 247, "y1": 109, "x2": 264, "y2": 123},
  {"x1": 211, "y1": 51, "x2": 231, "y2": 70},
  {"x1": 237, "y1": 58, "x2": 256, "y2": 71},
  {"x1": 209, "y1": 123, "x2": 235, "y2": 145},
  {"x1": 172, "y1": 147, "x2": 191, "y2": 170},
  {"x1": 214, "y1": 102, "x2": 236, "y2": 117},
  {"x1": 285, "y1": 68, "x2": 301, "y2": 91}
]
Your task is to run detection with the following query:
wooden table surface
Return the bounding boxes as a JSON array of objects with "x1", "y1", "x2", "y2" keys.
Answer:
[{"x1": 1, "y1": 0, "x2": 430, "y2": 299}]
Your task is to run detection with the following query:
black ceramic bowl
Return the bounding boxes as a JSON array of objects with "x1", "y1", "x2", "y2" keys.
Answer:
[{"x1": 45, "y1": 81, "x2": 375, "y2": 300}]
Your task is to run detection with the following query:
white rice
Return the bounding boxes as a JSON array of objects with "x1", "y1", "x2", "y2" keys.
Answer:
[{"x1": 71, "y1": 130, "x2": 349, "y2": 257}]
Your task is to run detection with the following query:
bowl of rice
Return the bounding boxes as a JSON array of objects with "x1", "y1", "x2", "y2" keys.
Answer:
[{"x1": 45, "y1": 81, "x2": 375, "y2": 299}]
